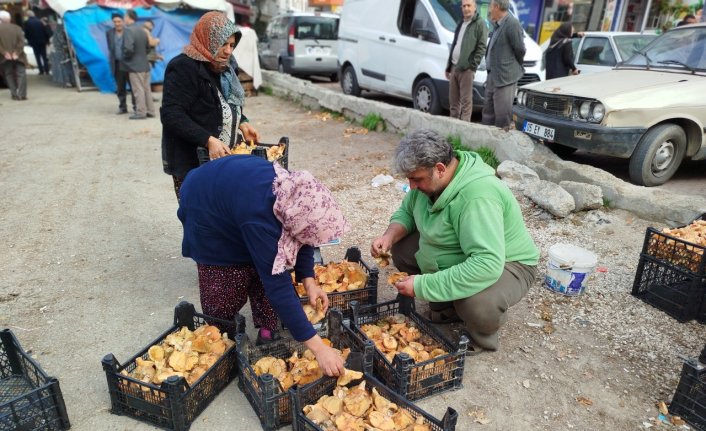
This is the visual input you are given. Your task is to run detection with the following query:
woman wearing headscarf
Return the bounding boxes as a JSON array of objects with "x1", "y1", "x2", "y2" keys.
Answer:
[
  {"x1": 544, "y1": 22, "x2": 583, "y2": 79},
  {"x1": 161, "y1": 12, "x2": 261, "y2": 199},
  {"x1": 177, "y1": 154, "x2": 350, "y2": 376}
]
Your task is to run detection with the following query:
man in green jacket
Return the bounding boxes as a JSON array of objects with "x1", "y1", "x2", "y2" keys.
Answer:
[
  {"x1": 371, "y1": 129, "x2": 539, "y2": 353},
  {"x1": 445, "y1": 0, "x2": 487, "y2": 121}
]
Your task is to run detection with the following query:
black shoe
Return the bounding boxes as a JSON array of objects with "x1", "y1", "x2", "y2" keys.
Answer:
[
  {"x1": 11, "y1": 95, "x2": 19, "y2": 100},
  {"x1": 255, "y1": 329, "x2": 282, "y2": 346},
  {"x1": 19, "y1": 96, "x2": 27, "y2": 101},
  {"x1": 146, "y1": 113, "x2": 156, "y2": 118},
  {"x1": 116, "y1": 109, "x2": 128, "y2": 115},
  {"x1": 129, "y1": 114, "x2": 147, "y2": 120}
]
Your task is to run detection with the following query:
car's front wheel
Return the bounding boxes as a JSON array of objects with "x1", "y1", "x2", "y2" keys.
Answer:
[
  {"x1": 413, "y1": 78, "x2": 441, "y2": 115},
  {"x1": 341, "y1": 65, "x2": 361, "y2": 97},
  {"x1": 628, "y1": 124, "x2": 686, "y2": 186}
]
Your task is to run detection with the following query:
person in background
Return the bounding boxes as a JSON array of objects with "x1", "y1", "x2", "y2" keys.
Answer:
[
  {"x1": 544, "y1": 22, "x2": 584, "y2": 79},
  {"x1": 143, "y1": 19, "x2": 163, "y2": 69},
  {"x1": 445, "y1": 0, "x2": 487, "y2": 122},
  {"x1": 122, "y1": 9, "x2": 154, "y2": 120},
  {"x1": 481, "y1": 0, "x2": 526, "y2": 130},
  {"x1": 178, "y1": 154, "x2": 349, "y2": 375},
  {"x1": 23, "y1": 10, "x2": 51, "y2": 75},
  {"x1": 371, "y1": 129, "x2": 539, "y2": 354},
  {"x1": 161, "y1": 11, "x2": 260, "y2": 200},
  {"x1": 106, "y1": 12, "x2": 134, "y2": 115},
  {"x1": 0, "y1": 10, "x2": 28, "y2": 100},
  {"x1": 676, "y1": 14, "x2": 697, "y2": 26}
]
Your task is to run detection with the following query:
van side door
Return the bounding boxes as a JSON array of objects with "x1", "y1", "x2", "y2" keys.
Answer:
[{"x1": 353, "y1": 0, "x2": 402, "y2": 92}]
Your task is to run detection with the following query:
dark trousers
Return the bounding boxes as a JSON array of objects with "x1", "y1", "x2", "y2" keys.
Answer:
[
  {"x1": 30, "y1": 44, "x2": 49, "y2": 74},
  {"x1": 114, "y1": 61, "x2": 134, "y2": 112},
  {"x1": 2, "y1": 60, "x2": 27, "y2": 99},
  {"x1": 481, "y1": 73, "x2": 517, "y2": 130}
]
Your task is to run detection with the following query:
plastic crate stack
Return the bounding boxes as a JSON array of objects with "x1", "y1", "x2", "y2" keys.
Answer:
[
  {"x1": 296, "y1": 247, "x2": 379, "y2": 320},
  {"x1": 102, "y1": 302, "x2": 245, "y2": 431},
  {"x1": 235, "y1": 310, "x2": 375, "y2": 431},
  {"x1": 0, "y1": 329, "x2": 71, "y2": 431},
  {"x1": 669, "y1": 344, "x2": 706, "y2": 430},
  {"x1": 631, "y1": 214, "x2": 706, "y2": 322}
]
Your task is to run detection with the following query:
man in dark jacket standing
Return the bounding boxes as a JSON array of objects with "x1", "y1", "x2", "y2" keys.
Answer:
[
  {"x1": 121, "y1": 9, "x2": 154, "y2": 120},
  {"x1": 446, "y1": 0, "x2": 487, "y2": 122},
  {"x1": 0, "y1": 10, "x2": 28, "y2": 100},
  {"x1": 106, "y1": 12, "x2": 134, "y2": 114},
  {"x1": 23, "y1": 11, "x2": 50, "y2": 75},
  {"x1": 482, "y1": 0, "x2": 525, "y2": 130}
]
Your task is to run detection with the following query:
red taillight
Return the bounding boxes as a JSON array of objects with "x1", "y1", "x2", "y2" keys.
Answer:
[{"x1": 288, "y1": 25, "x2": 295, "y2": 56}]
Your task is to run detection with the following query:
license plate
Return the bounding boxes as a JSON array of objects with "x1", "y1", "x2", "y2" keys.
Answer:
[
  {"x1": 523, "y1": 121, "x2": 555, "y2": 141},
  {"x1": 306, "y1": 46, "x2": 326, "y2": 55}
]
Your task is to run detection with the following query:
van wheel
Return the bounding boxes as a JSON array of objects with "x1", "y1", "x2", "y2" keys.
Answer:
[
  {"x1": 341, "y1": 65, "x2": 361, "y2": 96},
  {"x1": 628, "y1": 124, "x2": 686, "y2": 186},
  {"x1": 413, "y1": 78, "x2": 441, "y2": 115}
]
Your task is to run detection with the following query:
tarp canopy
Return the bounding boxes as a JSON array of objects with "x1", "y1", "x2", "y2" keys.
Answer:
[
  {"x1": 46, "y1": 0, "x2": 228, "y2": 17},
  {"x1": 63, "y1": 5, "x2": 206, "y2": 92}
]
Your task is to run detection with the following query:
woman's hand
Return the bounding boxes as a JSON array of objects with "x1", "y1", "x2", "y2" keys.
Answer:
[
  {"x1": 239, "y1": 123, "x2": 261, "y2": 144},
  {"x1": 304, "y1": 335, "x2": 345, "y2": 376},
  {"x1": 302, "y1": 277, "x2": 329, "y2": 313},
  {"x1": 206, "y1": 136, "x2": 230, "y2": 160}
]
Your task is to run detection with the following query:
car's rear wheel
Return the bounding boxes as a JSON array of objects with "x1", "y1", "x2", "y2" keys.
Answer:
[
  {"x1": 628, "y1": 124, "x2": 686, "y2": 186},
  {"x1": 548, "y1": 143, "x2": 578, "y2": 158},
  {"x1": 413, "y1": 78, "x2": 441, "y2": 115},
  {"x1": 341, "y1": 65, "x2": 361, "y2": 97}
]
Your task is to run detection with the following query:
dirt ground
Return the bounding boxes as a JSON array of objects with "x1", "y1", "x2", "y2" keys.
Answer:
[{"x1": 2, "y1": 74, "x2": 706, "y2": 431}]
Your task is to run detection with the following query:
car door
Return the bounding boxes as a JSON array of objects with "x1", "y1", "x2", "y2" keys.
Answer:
[{"x1": 575, "y1": 36, "x2": 618, "y2": 75}]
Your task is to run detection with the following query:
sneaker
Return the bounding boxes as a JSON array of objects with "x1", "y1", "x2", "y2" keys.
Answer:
[
  {"x1": 116, "y1": 109, "x2": 128, "y2": 115},
  {"x1": 255, "y1": 328, "x2": 282, "y2": 346},
  {"x1": 129, "y1": 114, "x2": 147, "y2": 120}
]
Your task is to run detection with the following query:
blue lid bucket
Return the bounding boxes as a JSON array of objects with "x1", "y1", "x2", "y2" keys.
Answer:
[{"x1": 544, "y1": 244, "x2": 598, "y2": 296}]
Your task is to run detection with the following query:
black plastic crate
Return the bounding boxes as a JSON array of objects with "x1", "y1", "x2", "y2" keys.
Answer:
[
  {"x1": 350, "y1": 295, "x2": 469, "y2": 401},
  {"x1": 295, "y1": 247, "x2": 379, "y2": 320},
  {"x1": 290, "y1": 372, "x2": 458, "y2": 431},
  {"x1": 197, "y1": 136, "x2": 289, "y2": 169},
  {"x1": 236, "y1": 310, "x2": 374, "y2": 431},
  {"x1": 642, "y1": 214, "x2": 706, "y2": 276},
  {"x1": 0, "y1": 329, "x2": 71, "y2": 431},
  {"x1": 670, "y1": 353, "x2": 706, "y2": 430},
  {"x1": 102, "y1": 302, "x2": 245, "y2": 431}
]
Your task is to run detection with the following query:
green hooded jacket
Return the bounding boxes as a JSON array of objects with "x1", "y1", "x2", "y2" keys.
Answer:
[{"x1": 390, "y1": 151, "x2": 539, "y2": 302}]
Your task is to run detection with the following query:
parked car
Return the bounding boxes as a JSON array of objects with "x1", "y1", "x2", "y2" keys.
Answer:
[
  {"x1": 540, "y1": 31, "x2": 658, "y2": 76},
  {"x1": 513, "y1": 24, "x2": 706, "y2": 186},
  {"x1": 337, "y1": 0, "x2": 543, "y2": 115},
  {"x1": 258, "y1": 12, "x2": 339, "y2": 81}
]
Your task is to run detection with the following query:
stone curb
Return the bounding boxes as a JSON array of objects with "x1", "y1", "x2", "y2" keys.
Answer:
[{"x1": 262, "y1": 70, "x2": 706, "y2": 225}]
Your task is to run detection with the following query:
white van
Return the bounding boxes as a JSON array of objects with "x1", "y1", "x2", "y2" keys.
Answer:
[
  {"x1": 259, "y1": 12, "x2": 340, "y2": 81},
  {"x1": 338, "y1": 0, "x2": 543, "y2": 115}
]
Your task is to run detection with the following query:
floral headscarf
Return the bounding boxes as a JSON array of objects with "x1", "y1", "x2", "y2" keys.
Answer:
[
  {"x1": 184, "y1": 12, "x2": 245, "y2": 108},
  {"x1": 271, "y1": 163, "x2": 351, "y2": 275}
]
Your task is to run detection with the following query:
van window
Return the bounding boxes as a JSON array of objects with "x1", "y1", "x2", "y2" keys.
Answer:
[
  {"x1": 398, "y1": 0, "x2": 440, "y2": 43},
  {"x1": 294, "y1": 17, "x2": 338, "y2": 40},
  {"x1": 429, "y1": 0, "x2": 463, "y2": 32}
]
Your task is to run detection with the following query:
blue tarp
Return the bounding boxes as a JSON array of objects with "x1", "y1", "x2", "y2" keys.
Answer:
[{"x1": 63, "y1": 5, "x2": 205, "y2": 92}]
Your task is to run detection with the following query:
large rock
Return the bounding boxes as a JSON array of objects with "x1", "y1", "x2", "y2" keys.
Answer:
[
  {"x1": 497, "y1": 160, "x2": 540, "y2": 191},
  {"x1": 559, "y1": 181, "x2": 603, "y2": 211},
  {"x1": 524, "y1": 180, "x2": 576, "y2": 218}
]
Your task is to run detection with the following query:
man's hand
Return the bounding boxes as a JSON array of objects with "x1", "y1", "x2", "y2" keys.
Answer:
[
  {"x1": 302, "y1": 277, "x2": 328, "y2": 313},
  {"x1": 445, "y1": 71, "x2": 451, "y2": 80},
  {"x1": 371, "y1": 235, "x2": 393, "y2": 258},
  {"x1": 393, "y1": 274, "x2": 415, "y2": 297},
  {"x1": 239, "y1": 122, "x2": 261, "y2": 143}
]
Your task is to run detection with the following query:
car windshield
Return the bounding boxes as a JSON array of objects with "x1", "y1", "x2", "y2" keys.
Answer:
[
  {"x1": 622, "y1": 26, "x2": 706, "y2": 71},
  {"x1": 613, "y1": 34, "x2": 657, "y2": 61},
  {"x1": 295, "y1": 17, "x2": 339, "y2": 40},
  {"x1": 430, "y1": 0, "x2": 463, "y2": 32}
]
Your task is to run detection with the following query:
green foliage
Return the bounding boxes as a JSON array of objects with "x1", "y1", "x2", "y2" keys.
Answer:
[
  {"x1": 261, "y1": 86, "x2": 273, "y2": 96},
  {"x1": 603, "y1": 197, "x2": 613, "y2": 208},
  {"x1": 446, "y1": 135, "x2": 500, "y2": 169},
  {"x1": 321, "y1": 108, "x2": 344, "y2": 120},
  {"x1": 362, "y1": 113, "x2": 385, "y2": 131}
]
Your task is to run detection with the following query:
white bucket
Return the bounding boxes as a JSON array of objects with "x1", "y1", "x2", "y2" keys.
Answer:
[{"x1": 545, "y1": 244, "x2": 598, "y2": 296}]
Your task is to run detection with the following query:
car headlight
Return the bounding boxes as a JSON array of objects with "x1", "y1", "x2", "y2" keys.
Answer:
[
  {"x1": 591, "y1": 103, "x2": 605, "y2": 122},
  {"x1": 579, "y1": 101, "x2": 591, "y2": 119},
  {"x1": 517, "y1": 91, "x2": 525, "y2": 105}
]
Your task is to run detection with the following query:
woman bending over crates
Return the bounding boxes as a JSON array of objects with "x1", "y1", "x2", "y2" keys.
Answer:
[
  {"x1": 177, "y1": 155, "x2": 349, "y2": 376},
  {"x1": 371, "y1": 129, "x2": 539, "y2": 354},
  {"x1": 161, "y1": 11, "x2": 261, "y2": 200}
]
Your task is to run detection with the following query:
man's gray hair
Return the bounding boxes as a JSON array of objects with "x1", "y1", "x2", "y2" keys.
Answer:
[
  {"x1": 393, "y1": 129, "x2": 454, "y2": 175},
  {"x1": 492, "y1": 0, "x2": 510, "y2": 11},
  {"x1": 0, "y1": 10, "x2": 10, "y2": 22}
]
